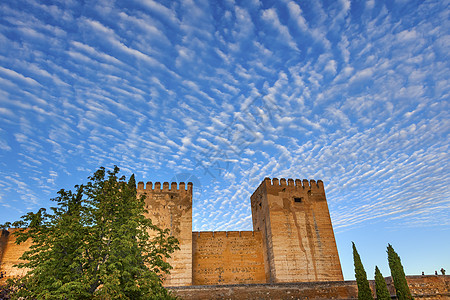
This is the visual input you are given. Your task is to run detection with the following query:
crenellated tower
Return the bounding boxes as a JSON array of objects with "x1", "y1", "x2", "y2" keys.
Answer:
[
  {"x1": 137, "y1": 181, "x2": 193, "y2": 287},
  {"x1": 250, "y1": 178, "x2": 343, "y2": 283}
]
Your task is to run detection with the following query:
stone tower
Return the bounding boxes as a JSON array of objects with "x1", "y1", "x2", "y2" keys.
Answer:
[
  {"x1": 250, "y1": 178, "x2": 343, "y2": 283},
  {"x1": 137, "y1": 181, "x2": 193, "y2": 287}
]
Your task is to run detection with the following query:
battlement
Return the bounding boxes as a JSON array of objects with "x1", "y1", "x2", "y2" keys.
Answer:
[
  {"x1": 264, "y1": 177, "x2": 324, "y2": 189},
  {"x1": 251, "y1": 178, "x2": 325, "y2": 201},
  {"x1": 137, "y1": 181, "x2": 193, "y2": 192}
]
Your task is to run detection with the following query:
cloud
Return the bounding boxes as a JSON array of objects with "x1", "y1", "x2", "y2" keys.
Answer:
[
  {"x1": 0, "y1": 0, "x2": 448, "y2": 246},
  {"x1": 261, "y1": 8, "x2": 299, "y2": 52}
]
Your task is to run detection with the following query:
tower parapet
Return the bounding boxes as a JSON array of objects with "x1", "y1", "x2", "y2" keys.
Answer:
[
  {"x1": 260, "y1": 177, "x2": 324, "y2": 191},
  {"x1": 137, "y1": 181, "x2": 193, "y2": 192}
]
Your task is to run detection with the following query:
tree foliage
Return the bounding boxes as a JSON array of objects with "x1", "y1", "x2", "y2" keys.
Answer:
[
  {"x1": 2, "y1": 166, "x2": 179, "y2": 299},
  {"x1": 374, "y1": 266, "x2": 391, "y2": 300},
  {"x1": 352, "y1": 242, "x2": 374, "y2": 300},
  {"x1": 387, "y1": 244, "x2": 413, "y2": 300}
]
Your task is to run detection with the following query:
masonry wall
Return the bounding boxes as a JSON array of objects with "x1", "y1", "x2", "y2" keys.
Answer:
[
  {"x1": 192, "y1": 231, "x2": 265, "y2": 285},
  {"x1": 251, "y1": 178, "x2": 343, "y2": 283},
  {"x1": 137, "y1": 181, "x2": 193, "y2": 287},
  {"x1": 171, "y1": 275, "x2": 450, "y2": 300},
  {"x1": 0, "y1": 229, "x2": 32, "y2": 279}
]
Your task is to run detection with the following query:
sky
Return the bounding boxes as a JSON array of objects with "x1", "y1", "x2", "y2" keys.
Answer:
[{"x1": 0, "y1": 0, "x2": 448, "y2": 280}]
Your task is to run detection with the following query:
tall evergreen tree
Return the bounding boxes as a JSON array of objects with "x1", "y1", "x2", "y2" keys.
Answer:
[
  {"x1": 387, "y1": 244, "x2": 413, "y2": 300},
  {"x1": 374, "y1": 266, "x2": 391, "y2": 300},
  {"x1": 352, "y1": 242, "x2": 374, "y2": 300},
  {"x1": 3, "y1": 166, "x2": 179, "y2": 299}
]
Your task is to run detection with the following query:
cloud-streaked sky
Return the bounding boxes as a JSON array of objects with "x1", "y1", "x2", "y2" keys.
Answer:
[{"x1": 0, "y1": 0, "x2": 448, "y2": 280}]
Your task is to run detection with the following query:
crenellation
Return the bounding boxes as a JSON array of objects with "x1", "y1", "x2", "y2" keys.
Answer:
[
  {"x1": 256, "y1": 177, "x2": 324, "y2": 192},
  {"x1": 302, "y1": 179, "x2": 309, "y2": 189},
  {"x1": 163, "y1": 182, "x2": 169, "y2": 190},
  {"x1": 138, "y1": 181, "x2": 144, "y2": 190},
  {"x1": 154, "y1": 182, "x2": 161, "y2": 190},
  {"x1": 136, "y1": 181, "x2": 194, "y2": 193}
]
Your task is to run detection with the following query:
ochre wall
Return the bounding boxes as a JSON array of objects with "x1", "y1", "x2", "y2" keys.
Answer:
[
  {"x1": 192, "y1": 231, "x2": 265, "y2": 285},
  {"x1": 251, "y1": 178, "x2": 343, "y2": 283},
  {"x1": 137, "y1": 181, "x2": 193, "y2": 287},
  {"x1": 0, "y1": 229, "x2": 32, "y2": 280}
]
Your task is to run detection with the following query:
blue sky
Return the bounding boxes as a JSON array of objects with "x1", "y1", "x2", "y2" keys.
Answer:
[{"x1": 0, "y1": 0, "x2": 448, "y2": 280}]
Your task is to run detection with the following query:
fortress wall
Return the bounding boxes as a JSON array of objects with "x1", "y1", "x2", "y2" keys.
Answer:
[
  {"x1": 192, "y1": 231, "x2": 266, "y2": 285},
  {"x1": 171, "y1": 275, "x2": 450, "y2": 300},
  {"x1": 0, "y1": 229, "x2": 32, "y2": 280},
  {"x1": 137, "y1": 181, "x2": 193, "y2": 286}
]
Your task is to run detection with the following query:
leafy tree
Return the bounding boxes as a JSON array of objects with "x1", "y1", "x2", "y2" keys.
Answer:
[
  {"x1": 387, "y1": 244, "x2": 413, "y2": 300},
  {"x1": 352, "y1": 242, "x2": 374, "y2": 300},
  {"x1": 374, "y1": 266, "x2": 391, "y2": 300},
  {"x1": 2, "y1": 166, "x2": 179, "y2": 299}
]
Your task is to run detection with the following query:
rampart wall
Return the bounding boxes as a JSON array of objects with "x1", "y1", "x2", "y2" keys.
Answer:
[
  {"x1": 171, "y1": 275, "x2": 450, "y2": 300},
  {"x1": 192, "y1": 231, "x2": 265, "y2": 285},
  {"x1": 0, "y1": 229, "x2": 32, "y2": 280}
]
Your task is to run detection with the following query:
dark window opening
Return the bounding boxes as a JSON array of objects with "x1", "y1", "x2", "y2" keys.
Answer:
[
  {"x1": 259, "y1": 203, "x2": 262, "y2": 207},
  {"x1": 294, "y1": 197, "x2": 303, "y2": 203}
]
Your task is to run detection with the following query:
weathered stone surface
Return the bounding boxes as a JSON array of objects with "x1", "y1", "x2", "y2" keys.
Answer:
[
  {"x1": 192, "y1": 231, "x2": 265, "y2": 285},
  {"x1": 0, "y1": 229, "x2": 32, "y2": 282}
]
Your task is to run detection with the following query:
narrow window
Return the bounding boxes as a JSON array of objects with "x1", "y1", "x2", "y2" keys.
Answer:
[{"x1": 294, "y1": 197, "x2": 303, "y2": 203}]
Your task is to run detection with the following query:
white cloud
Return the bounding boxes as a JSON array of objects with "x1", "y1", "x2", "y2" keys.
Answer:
[{"x1": 261, "y1": 8, "x2": 299, "y2": 52}]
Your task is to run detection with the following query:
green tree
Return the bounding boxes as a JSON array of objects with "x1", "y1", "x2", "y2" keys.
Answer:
[
  {"x1": 374, "y1": 266, "x2": 391, "y2": 300},
  {"x1": 352, "y1": 242, "x2": 374, "y2": 300},
  {"x1": 2, "y1": 166, "x2": 179, "y2": 299},
  {"x1": 387, "y1": 244, "x2": 413, "y2": 300}
]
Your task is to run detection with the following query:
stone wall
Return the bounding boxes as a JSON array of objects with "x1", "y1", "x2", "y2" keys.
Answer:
[
  {"x1": 192, "y1": 231, "x2": 266, "y2": 285},
  {"x1": 0, "y1": 229, "x2": 32, "y2": 281},
  {"x1": 171, "y1": 275, "x2": 450, "y2": 300}
]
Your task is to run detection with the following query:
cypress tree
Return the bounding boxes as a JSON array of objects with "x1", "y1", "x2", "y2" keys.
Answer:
[
  {"x1": 352, "y1": 242, "x2": 374, "y2": 300},
  {"x1": 387, "y1": 244, "x2": 413, "y2": 300},
  {"x1": 375, "y1": 266, "x2": 391, "y2": 300}
]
